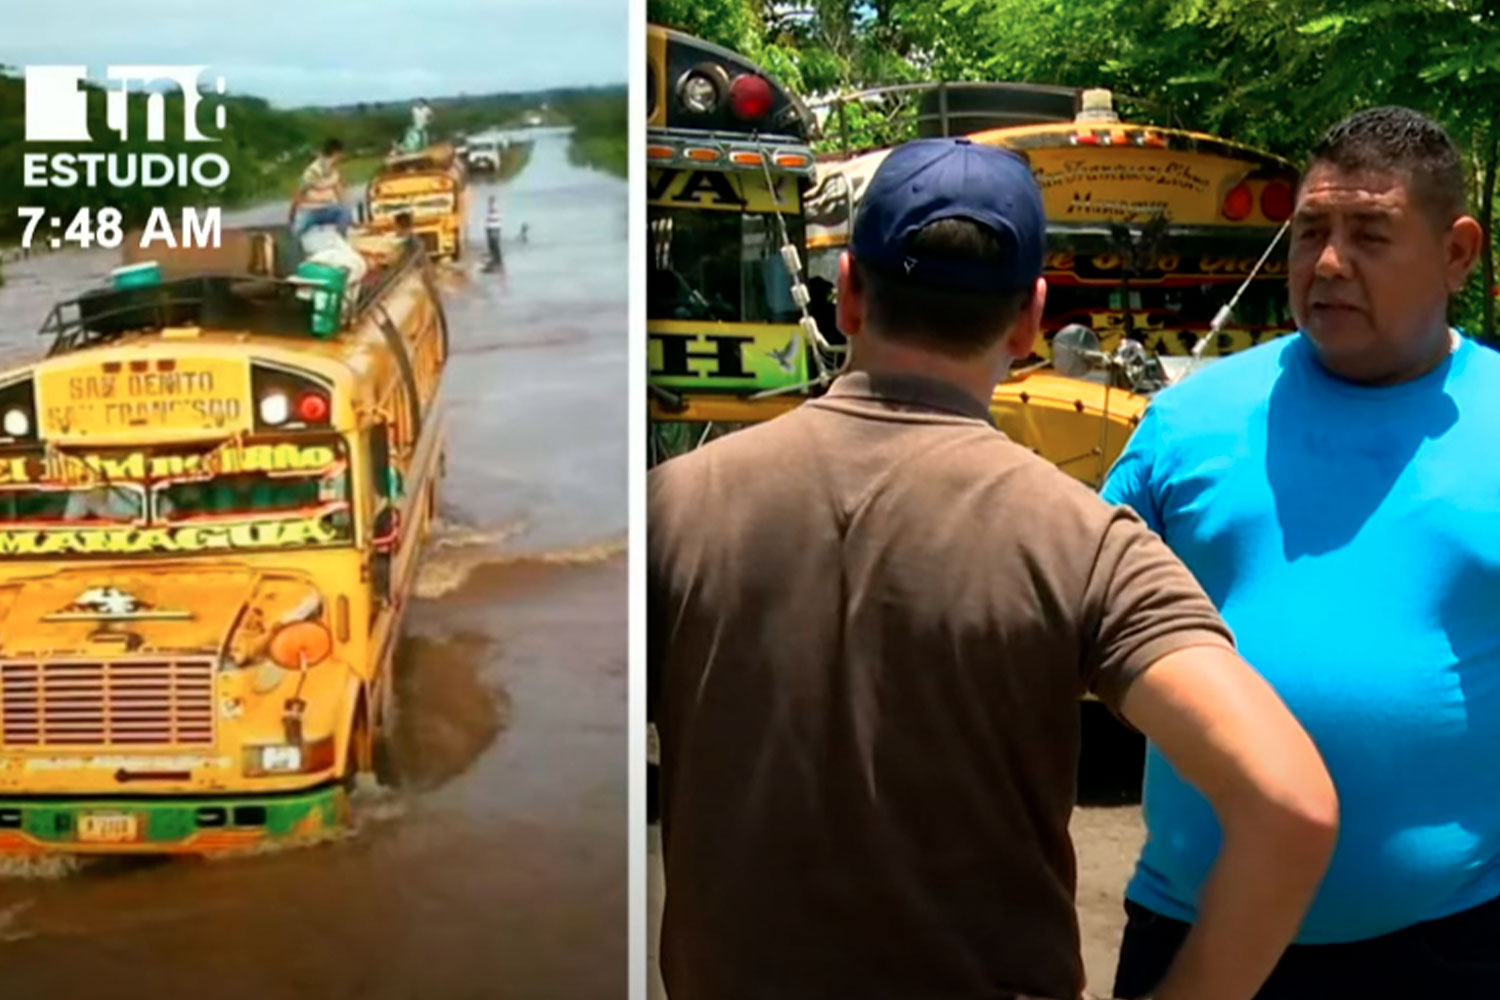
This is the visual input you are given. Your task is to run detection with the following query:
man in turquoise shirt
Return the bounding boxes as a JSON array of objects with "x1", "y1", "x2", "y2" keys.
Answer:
[{"x1": 1104, "y1": 106, "x2": 1500, "y2": 997}]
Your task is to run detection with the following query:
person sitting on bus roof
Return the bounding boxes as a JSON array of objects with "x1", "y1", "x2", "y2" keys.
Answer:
[{"x1": 290, "y1": 139, "x2": 351, "y2": 239}]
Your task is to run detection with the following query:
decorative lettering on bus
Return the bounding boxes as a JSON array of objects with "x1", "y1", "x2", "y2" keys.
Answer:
[
  {"x1": 1042, "y1": 250, "x2": 1290, "y2": 282},
  {"x1": 0, "y1": 518, "x2": 340, "y2": 557},
  {"x1": 650, "y1": 332, "x2": 755, "y2": 380},
  {"x1": 1033, "y1": 157, "x2": 1213, "y2": 196},
  {"x1": 647, "y1": 168, "x2": 802, "y2": 214},
  {"x1": 648, "y1": 322, "x2": 809, "y2": 391},
  {"x1": 37, "y1": 358, "x2": 252, "y2": 437},
  {"x1": 68, "y1": 370, "x2": 219, "y2": 400},
  {"x1": 48, "y1": 398, "x2": 245, "y2": 433},
  {"x1": 0, "y1": 443, "x2": 340, "y2": 488},
  {"x1": 1064, "y1": 191, "x2": 1171, "y2": 221}
]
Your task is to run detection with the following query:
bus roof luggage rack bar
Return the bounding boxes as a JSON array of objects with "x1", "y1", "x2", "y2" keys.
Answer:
[
  {"x1": 40, "y1": 275, "x2": 318, "y2": 355},
  {"x1": 39, "y1": 236, "x2": 426, "y2": 356}
]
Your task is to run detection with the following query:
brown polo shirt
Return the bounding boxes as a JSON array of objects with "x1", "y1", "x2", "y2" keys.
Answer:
[{"x1": 648, "y1": 371, "x2": 1233, "y2": 1000}]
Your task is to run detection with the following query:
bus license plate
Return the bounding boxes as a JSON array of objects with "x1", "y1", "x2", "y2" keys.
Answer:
[{"x1": 78, "y1": 812, "x2": 140, "y2": 844}]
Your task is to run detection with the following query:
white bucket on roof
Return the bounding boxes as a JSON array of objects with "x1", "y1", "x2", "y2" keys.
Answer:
[{"x1": 299, "y1": 226, "x2": 368, "y2": 303}]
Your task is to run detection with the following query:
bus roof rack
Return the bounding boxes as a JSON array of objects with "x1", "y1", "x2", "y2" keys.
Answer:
[
  {"x1": 39, "y1": 239, "x2": 427, "y2": 356},
  {"x1": 807, "y1": 81, "x2": 1182, "y2": 158}
]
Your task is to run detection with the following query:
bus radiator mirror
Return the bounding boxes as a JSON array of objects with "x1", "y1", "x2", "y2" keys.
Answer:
[{"x1": 1052, "y1": 324, "x2": 1107, "y2": 378}]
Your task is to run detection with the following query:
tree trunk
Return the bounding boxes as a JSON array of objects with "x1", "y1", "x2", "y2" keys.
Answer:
[{"x1": 1482, "y1": 126, "x2": 1498, "y2": 344}]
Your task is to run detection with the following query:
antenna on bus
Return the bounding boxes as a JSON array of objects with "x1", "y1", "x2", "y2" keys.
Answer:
[
  {"x1": 746, "y1": 138, "x2": 848, "y2": 400},
  {"x1": 1189, "y1": 218, "x2": 1291, "y2": 368}
]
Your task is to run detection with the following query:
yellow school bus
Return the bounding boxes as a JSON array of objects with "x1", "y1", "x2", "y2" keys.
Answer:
[
  {"x1": 646, "y1": 25, "x2": 825, "y2": 457},
  {"x1": 0, "y1": 225, "x2": 446, "y2": 853},
  {"x1": 805, "y1": 85, "x2": 1299, "y2": 486},
  {"x1": 366, "y1": 143, "x2": 469, "y2": 262}
]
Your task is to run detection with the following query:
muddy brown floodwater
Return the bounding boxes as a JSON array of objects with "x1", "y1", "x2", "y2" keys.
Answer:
[{"x1": 0, "y1": 130, "x2": 627, "y2": 998}]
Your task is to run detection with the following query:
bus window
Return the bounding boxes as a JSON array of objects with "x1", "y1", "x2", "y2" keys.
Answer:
[
  {"x1": 648, "y1": 209, "x2": 805, "y2": 324},
  {"x1": 153, "y1": 469, "x2": 353, "y2": 536},
  {"x1": 0, "y1": 485, "x2": 144, "y2": 525}
]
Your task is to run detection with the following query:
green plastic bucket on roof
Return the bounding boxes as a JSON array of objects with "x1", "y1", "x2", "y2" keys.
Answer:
[
  {"x1": 111, "y1": 261, "x2": 161, "y2": 290},
  {"x1": 293, "y1": 261, "x2": 348, "y2": 337}
]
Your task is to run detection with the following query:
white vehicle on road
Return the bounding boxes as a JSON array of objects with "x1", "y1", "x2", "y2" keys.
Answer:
[{"x1": 467, "y1": 138, "x2": 503, "y2": 172}]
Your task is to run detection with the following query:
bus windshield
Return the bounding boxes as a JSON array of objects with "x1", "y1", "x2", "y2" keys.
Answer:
[
  {"x1": 372, "y1": 191, "x2": 455, "y2": 219},
  {"x1": 0, "y1": 437, "x2": 355, "y2": 558},
  {"x1": 648, "y1": 209, "x2": 804, "y2": 324},
  {"x1": 0, "y1": 485, "x2": 145, "y2": 526},
  {"x1": 154, "y1": 468, "x2": 351, "y2": 526}
]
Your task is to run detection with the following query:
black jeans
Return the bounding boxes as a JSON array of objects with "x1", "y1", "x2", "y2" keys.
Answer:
[{"x1": 1113, "y1": 894, "x2": 1500, "y2": 999}]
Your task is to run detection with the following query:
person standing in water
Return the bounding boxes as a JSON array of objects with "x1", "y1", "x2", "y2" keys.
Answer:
[{"x1": 484, "y1": 196, "x2": 504, "y2": 271}]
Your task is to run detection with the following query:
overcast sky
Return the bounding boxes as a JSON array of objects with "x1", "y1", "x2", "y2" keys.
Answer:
[{"x1": 7, "y1": 0, "x2": 626, "y2": 107}]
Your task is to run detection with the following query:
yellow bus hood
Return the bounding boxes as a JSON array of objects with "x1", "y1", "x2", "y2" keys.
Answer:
[
  {"x1": 0, "y1": 566, "x2": 309, "y2": 662},
  {"x1": 989, "y1": 371, "x2": 1148, "y2": 489}
]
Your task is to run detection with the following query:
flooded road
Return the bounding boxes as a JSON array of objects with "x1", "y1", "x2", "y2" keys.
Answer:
[{"x1": 0, "y1": 131, "x2": 627, "y2": 997}]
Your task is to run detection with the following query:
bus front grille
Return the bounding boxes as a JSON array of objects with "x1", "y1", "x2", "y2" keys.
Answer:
[{"x1": 0, "y1": 659, "x2": 216, "y2": 748}]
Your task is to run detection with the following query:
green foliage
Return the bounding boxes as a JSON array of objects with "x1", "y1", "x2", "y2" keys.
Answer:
[
  {"x1": 565, "y1": 88, "x2": 627, "y2": 178},
  {"x1": 647, "y1": 0, "x2": 764, "y2": 55},
  {"x1": 649, "y1": 0, "x2": 1500, "y2": 340}
]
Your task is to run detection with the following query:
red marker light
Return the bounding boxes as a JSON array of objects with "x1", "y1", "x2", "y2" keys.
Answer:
[
  {"x1": 1222, "y1": 182, "x2": 1254, "y2": 221},
  {"x1": 729, "y1": 74, "x2": 774, "y2": 121},
  {"x1": 296, "y1": 392, "x2": 329, "y2": 423},
  {"x1": 1260, "y1": 180, "x2": 1294, "y2": 222}
]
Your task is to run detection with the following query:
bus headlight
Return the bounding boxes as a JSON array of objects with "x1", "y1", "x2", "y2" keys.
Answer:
[
  {"x1": 242, "y1": 737, "x2": 336, "y2": 776},
  {"x1": 251, "y1": 744, "x2": 303, "y2": 773},
  {"x1": 678, "y1": 69, "x2": 722, "y2": 114},
  {"x1": 2, "y1": 409, "x2": 29, "y2": 437},
  {"x1": 258, "y1": 391, "x2": 290, "y2": 425}
]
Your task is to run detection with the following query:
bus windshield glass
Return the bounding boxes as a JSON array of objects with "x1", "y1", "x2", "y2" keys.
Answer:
[
  {"x1": 0, "y1": 485, "x2": 145, "y2": 525},
  {"x1": 648, "y1": 209, "x2": 804, "y2": 324},
  {"x1": 0, "y1": 437, "x2": 354, "y2": 558},
  {"x1": 154, "y1": 468, "x2": 350, "y2": 525}
]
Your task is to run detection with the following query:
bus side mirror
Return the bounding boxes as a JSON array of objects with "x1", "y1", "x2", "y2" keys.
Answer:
[{"x1": 373, "y1": 507, "x2": 401, "y2": 552}]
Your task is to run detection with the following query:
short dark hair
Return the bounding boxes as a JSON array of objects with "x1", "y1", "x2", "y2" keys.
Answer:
[
  {"x1": 1308, "y1": 107, "x2": 1466, "y2": 226},
  {"x1": 853, "y1": 218, "x2": 1034, "y2": 357},
  {"x1": 322, "y1": 137, "x2": 344, "y2": 156}
]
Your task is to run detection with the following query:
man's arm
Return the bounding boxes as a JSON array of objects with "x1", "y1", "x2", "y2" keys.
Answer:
[
  {"x1": 1100, "y1": 404, "x2": 1166, "y2": 535},
  {"x1": 1119, "y1": 646, "x2": 1338, "y2": 1000}
]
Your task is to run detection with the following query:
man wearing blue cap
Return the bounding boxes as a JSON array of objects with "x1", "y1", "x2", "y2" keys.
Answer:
[{"x1": 648, "y1": 137, "x2": 1337, "y2": 1000}]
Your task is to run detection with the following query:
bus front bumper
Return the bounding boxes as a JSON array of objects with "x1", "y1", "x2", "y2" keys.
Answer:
[{"x1": 0, "y1": 784, "x2": 348, "y2": 854}]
